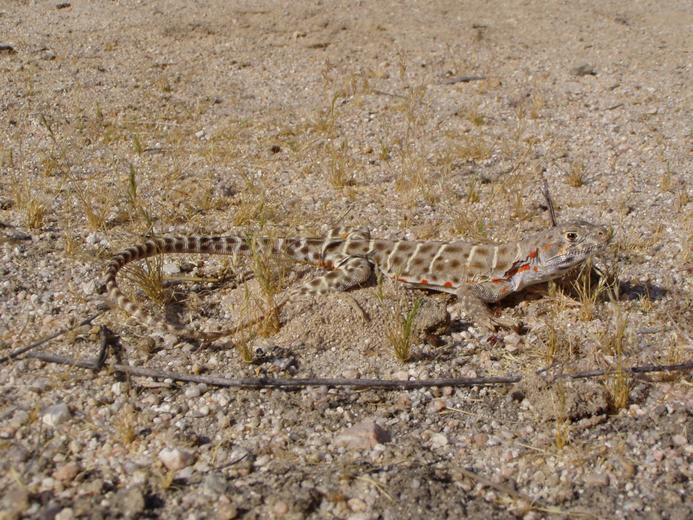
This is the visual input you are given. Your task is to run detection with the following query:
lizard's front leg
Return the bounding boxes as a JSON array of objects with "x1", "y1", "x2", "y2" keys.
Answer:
[{"x1": 454, "y1": 281, "x2": 519, "y2": 331}]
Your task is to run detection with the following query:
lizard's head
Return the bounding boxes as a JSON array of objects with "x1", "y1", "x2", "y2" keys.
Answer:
[
  {"x1": 538, "y1": 221, "x2": 613, "y2": 278},
  {"x1": 536, "y1": 221, "x2": 612, "y2": 273}
]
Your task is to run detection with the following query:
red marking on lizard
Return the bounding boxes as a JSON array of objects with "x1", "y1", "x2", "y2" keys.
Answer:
[
  {"x1": 419, "y1": 279, "x2": 429, "y2": 285},
  {"x1": 443, "y1": 281, "x2": 454, "y2": 288},
  {"x1": 528, "y1": 249, "x2": 538, "y2": 259}
]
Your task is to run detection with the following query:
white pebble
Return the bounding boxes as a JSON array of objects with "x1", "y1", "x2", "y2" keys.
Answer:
[{"x1": 42, "y1": 403, "x2": 71, "y2": 428}]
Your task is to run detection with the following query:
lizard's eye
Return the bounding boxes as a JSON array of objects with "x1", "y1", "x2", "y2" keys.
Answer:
[{"x1": 565, "y1": 231, "x2": 578, "y2": 242}]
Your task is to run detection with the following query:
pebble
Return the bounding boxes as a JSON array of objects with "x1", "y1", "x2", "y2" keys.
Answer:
[
  {"x1": 583, "y1": 471, "x2": 610, "y2": 487},
  {"x1": 185, "y1": 385, "x2": 202, "y2": 398},
  {"x1": 216, "y1": 496, "x2": 238, "y2": 520},
  {"x1": 671, "y1": 434, "x2": 686, "y2": 446},
  {"x1": 162, "y1": 262, "x2": 181, "y2": 275},
  {"x1": 428, "y1": 398, "x2": 446, "y2": 413},
  {"x1": 53, "y1": 462, "x2": 79, "y2": 482},
  {"x1": 202, "y1": 472, "x2": 228, "y2": 495},
  {"x1": 430, "y1": 433, "x2": 449, "y2": 448},
  {"x1": 116, "y1": 486, "x2": 145, "y2": 516},
  {"x1": 272, "y1": 500, "x2": 290, "y2": 516},
  {"x1": 504, "y1": 333, "x2": 521, "y2": 352},
  {"x1": 42, "y1": 403, "x2": 71, "y2": 427},
  {"x1": 55, "y1": 508, "x2": 74, "y2": 520},
  {"x1": 348, "y1": 497, "x2": 367, "y2": 512},
  {"x1": 334, "y1": 419, "x2": 391, "y2": 449},
  {"x1": 158, "y1": 448, "x2": 195, "y2": 471}
]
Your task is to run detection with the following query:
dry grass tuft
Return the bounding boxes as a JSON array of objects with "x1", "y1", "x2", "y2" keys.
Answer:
[
  {"x1": 572, "y1": 260, "x2": 610, "y2": 321},
  {"x1": 327, "y1": 141, "x2": 356, "y2": 188},
  {"x1": 451, "y1": 209, "x2": 488, "y2": 241},
  {"x1": 566, "y1": 160, "x2": 585, "y2": 188},
  {"x1": 600, "y1": 306, "x2": 631, "y2": 411},
  {"x1": 387, "y1": 297, "x2": 422, "y2": 363},
  {"x1": 116, "y1": 402, "x2": 137, "y2": 445},
  {"x1": 25, "y1": 198, "x2": 46, "y2": 230},
  {"x1": 249, "y1": 235, "x2": 286, "y2": 337},
  {"x1": 122, "y1": 250, "x2": 170, "y2": 308}
]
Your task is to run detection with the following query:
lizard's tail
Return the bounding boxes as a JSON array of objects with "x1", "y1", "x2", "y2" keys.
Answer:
[
  {"x1": 104, "y1": 235, "x2": 257, "y2": 335},
  {"x1": 104, "y1": 234, "x2": 327, "y2": 337}
]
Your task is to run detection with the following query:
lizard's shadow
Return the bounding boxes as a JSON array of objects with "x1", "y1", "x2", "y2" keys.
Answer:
[{"x1": 616, "y1": 279, "x2": 668, "y2": 301}]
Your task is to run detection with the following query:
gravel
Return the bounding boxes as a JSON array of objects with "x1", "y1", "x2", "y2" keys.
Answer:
[{"x1": 1, "y1": 0, "x2": 691, "y2": 518}]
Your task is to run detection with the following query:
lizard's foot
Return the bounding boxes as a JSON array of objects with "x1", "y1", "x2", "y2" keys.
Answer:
[{"x1": 452, "y1": 285, "x2": 521, "y2": 332}]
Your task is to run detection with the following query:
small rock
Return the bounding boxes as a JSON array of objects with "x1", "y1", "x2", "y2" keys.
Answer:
[
  {"x1": 342, "y1": 369, "x2": 359, "y2": 379},
  {"x1": 334, "y1": 419, "x2": 391, "y2": 449},
  {"x1": 671, "y1": 434, "x2": 687, "y2": 447},
  {"x1": 111, "y1": 382, "x2": 126, "y2": 396},
  {"x1": 2, "y1": 485, "x2": 29, "y2": 515},
  {"x1": 53, "y1": 462, "x2": 79, "y2": 482},
  {"x1": 158, "y1": 448, "x2": 195, "y2": 471},
  {"x1": 428, "y1": 398, "x2": 446, "y2": 413},
  {"x1": 202, "y1": 472, "x2": 228, "y2": 495},
  {"x1": 42, "y1": 403, "x2": 71, "y2": 427},
  {"x1": 348, "y1": 497, "x2": 367, "y2": 512},
  {"x1": 430, "y1": 433, "x2": 449, "y2": 448},
  {"x1": 162, "y1": 262, "x2": 181, "y2": 275},
  {"x1": 185, "y1": 385, "x2": 202, "y2": 398},
  {"x1": 272, "y1": 500, "x2": 290, "y2": 516},
  {"x1": 195, "y1": 129, "x2": 206, "y2": 139},
  {"x1": 216, "y1": 495, "x2": 238, "y2": 520},
  {"x1": 572, "y1": 64, "x2": 597, "y2": 76},
  {"x1": 116, "y1": 486, "x2": 145, "y2": 517},
  {"x1": 55, "y1": 508, "x2": 74, "y2": 520},
  {"x1": 583, "y1": 471, "x2": 609, "y2": 487},
  {"x1": 504, "y1": 333, "x2": 521, "y2": 352}
]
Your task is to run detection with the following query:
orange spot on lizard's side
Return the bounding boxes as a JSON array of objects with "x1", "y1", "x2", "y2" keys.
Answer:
[
  {"x1": 517, "y1": 264, "x2": 531, "y2": 273},
  {"x1": 491, "y1": 278, "x2": 506, "y2": 284},
  {"x1": 528, "y1": 249, "x2": 538, "y2": 259},
  {"x1": 419, "y1": 279, "x2": 429, "y2": 285},
  {"x1": 533, "y1": 266, "x2": 539, "y2": 272},
  {"x1": 542, "y1": 243, "x2": 554, "y2": 252},
  {"x1": 443, "y1": 281, "x2": 454, "y2": 288}
]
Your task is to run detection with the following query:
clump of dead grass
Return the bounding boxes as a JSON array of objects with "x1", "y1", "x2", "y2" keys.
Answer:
[
  {"x1": 599, "y1": 305, "x2": 631, "y2": 411},
  {"x1": 387, "y1": 297, "x2": 423, "y2": 363},
  {"x1": 121, "y1": 250, "x2": 170, "y2": 308}
]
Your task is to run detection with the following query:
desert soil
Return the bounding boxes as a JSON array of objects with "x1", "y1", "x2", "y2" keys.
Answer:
[{"x1": 0, "y1": 1, "x2": 691, "y2": 518}]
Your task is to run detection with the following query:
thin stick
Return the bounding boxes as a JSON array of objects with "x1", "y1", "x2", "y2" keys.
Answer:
[
  {"x1": 22, "y1": 351, "x2": 692, "y2": 390},
  {"x1": 541, "y1": 177, "x2": 558, "y2": 227},
  {"x1": 0, "y1": 311, "x2": 104, "y2": 364}
]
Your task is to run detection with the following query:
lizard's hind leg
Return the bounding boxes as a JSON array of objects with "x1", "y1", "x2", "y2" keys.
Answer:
[{"x1": 294, "y1": 256, "x2": 373, "y2": 297}]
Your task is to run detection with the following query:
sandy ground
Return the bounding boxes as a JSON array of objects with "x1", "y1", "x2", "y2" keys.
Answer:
[{"x1": 0, "y1": 1, "x2": 691, "y2": 518}]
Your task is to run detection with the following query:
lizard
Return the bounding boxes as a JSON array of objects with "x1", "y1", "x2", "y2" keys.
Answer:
[{"x1": 103, "y1": 221, "x2": 611, "y2": 337}]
